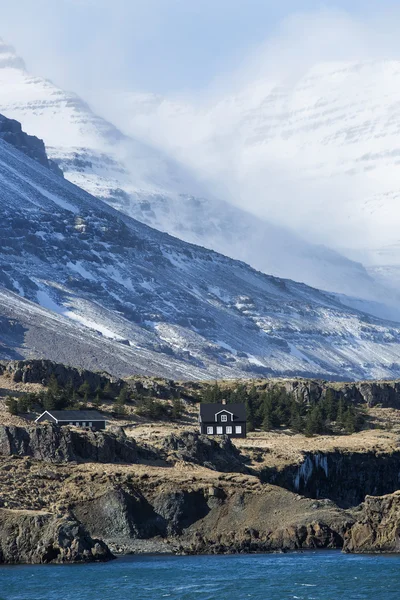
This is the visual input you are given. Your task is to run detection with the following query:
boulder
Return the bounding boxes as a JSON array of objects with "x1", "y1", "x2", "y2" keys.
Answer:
[
  {"x1": 0, "y1": 509, "x2": 113, "y2": 564},
  {"x1": 163, "y1": 431, "x2": 246, "y2": 473},
  {"x1": 344, "y1": 491, "x2": 400, "y2": 552}
]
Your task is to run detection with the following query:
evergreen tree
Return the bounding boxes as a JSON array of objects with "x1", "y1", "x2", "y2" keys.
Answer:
[
  {"x1": 116, "y1": 386, "x2": 129, "y2": 405},
  {"x1": 324, "y1": 389, "x2": 337, "y2": 421},
  {"x1": 262, "y1": 394, "x2": 276, "y2": 431},
  {"x1": 246, "y1": 397, "x2": 256, "y2": 432},
  {"x1": 47, "y1": 374, "x2": 59, "y2": 396},
  {"x1": 78, "y1": 381, "x2": 91, "y2": 398},
  {"x1": 337, "y1": 399, "x2": 345, "y2": 429},
  {"x1": 289, "y1": 399, "x2": 303, "y2": 433},
  {"x1": 343, "y1": 408, "x2": 356, "y2": 434},
  {"x1": 305, "y1": 405, "x2": 324, "y2": 436},
  {"x1": 114, "y1": 399, "x2": 127, "y2": 417},
  {"x1": 43, "y1": 391, "x2": 56, "y2": 411},
  {"x1": 171, "y1": 397, "x2": 184, "y2": 420},
  {"x1": 93, "y1": 393, "x2": 101, "y2": 409},
  {"x1": 103, "y1": 381, "x2": 114, "y2": 400},
  {"x1": 6, "y1": 396, "x2": 18, "y2": 415}
]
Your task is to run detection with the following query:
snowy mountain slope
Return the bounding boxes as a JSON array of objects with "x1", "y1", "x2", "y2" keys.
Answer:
[
  {"x1": 0, "y1": 39, "x2": 394, "y2": 314},
  {"x1": 115, "y1": 61, "x2": 400, "y2": 294},
  {"x1": 2, "y1": 117, "x2": 400, "y2": 379}
]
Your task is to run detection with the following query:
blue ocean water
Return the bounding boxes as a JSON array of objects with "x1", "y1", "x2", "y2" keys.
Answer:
[{"x1": 1, "y1": 551, "x2": 400, "y2": 600}]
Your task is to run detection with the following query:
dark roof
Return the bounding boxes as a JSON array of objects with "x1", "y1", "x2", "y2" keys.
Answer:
[
  {"x1": 199, "y1": 403, "x2": 246, "y2": 422},
  {"x1": 40, "y1": 410, "x2": 106, "y2": 421}
]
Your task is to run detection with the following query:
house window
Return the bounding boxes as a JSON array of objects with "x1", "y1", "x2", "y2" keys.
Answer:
[
  {"x1": 207, "y1": 426, "x2": 214, "y2": 434},
  {"x1": 216, "y1": 426, "x2": 223, "y2": 434},
  {"x1": 226, "y1": 426, "x2": 233, "y2": 434},
  {"x1": 76, "y1": 422, "x2": 80, "y2": 426},
  {"x1": 82, "y1": 422, "x2": 86, "y2": 427},
  {"x1": 221, "y1": 415, "x2": 228, "y2": 422},
  {"x1": 235, "y1": 425, "x2": 242, "y2": 434},
  {"x1": 89, "y1": 422, "x2": 92, "y2": 427}
]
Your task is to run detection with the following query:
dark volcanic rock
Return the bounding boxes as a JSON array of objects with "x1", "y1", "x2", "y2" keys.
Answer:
[
  {"x1": 73, "y1": 487, "x2": 165, "y2": 543},
  {"x1": 261, "y1": 450, "x2": 400, "y2": 507},
  {"x1": 344, "y1": 491, "x2": 400, "y2": 553},
  {"x1": 0, "y1": 114, "x2": 63, "y2": 176},
  {"x1": 266, "y1": 378, "x2": 400, "y2": 409},
  {"x1": 0, "y1": 359, "x2": 123, "y2": 393},
  {"x1": 0, "y1": 509, "x2": 112, "y2": 564},
  {"x1": 0, "y1": 425, "x2": 140, "y2": 464},
  {"x1": 162, "y1": 431, "x2": 247, "y2": 472},
  {"x1": 153, "y1": 489, "x2": 210, "y2": 535}
]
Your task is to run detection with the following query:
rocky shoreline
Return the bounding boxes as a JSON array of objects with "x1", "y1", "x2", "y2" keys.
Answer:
[{"x1": 0, "y1": 424, "x2": 400, "y2": 564}]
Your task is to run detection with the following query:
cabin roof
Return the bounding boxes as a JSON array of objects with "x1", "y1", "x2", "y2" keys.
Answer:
[
  {"x1": 36, "y1": 410, "x2": 106, "y2": 422},
  {"x1": 199, "y1": 403, "x2": 246, "y2": 421}
]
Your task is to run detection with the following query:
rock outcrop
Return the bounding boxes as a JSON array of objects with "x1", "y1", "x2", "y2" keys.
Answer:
[
  {"x1": 0, "y1": 114, "x2": 63, "y2": 176},
  {"x1": 263, "y1": 378, "x2": 400, "y2": 409},
  {"x1": 261, "y1": 450, "x2": 400, "y2": 507},
  {"x1": 0, "y1": 359, "x2": 123, "y2": 393},
  {"x1": 163, "y1": 431, "x2": 247, "y2": 473},
  {"x1": 0, "y1": 509, "x2": 112, "y2": 564},
  {"x1": 0, "y1": 425, "x2": 141, "y2": 464},
  {"x1": 344, "y1": 491, "x2": 400, "y2": 553},
  {"x1": 73, "y1": 487, "x2": 166, "y2": 545}
]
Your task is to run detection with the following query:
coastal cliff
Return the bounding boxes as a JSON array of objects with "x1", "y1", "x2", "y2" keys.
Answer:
[
  {"x1": 0, "y1": 423, "x2": 396, "y2": 560},
  {"x1": 1, "y1": 359, "x2": 400, "y2": 561},
  {"x1": 344, "y1": 492, "x2": 400, "y2": 553},
  {"x1": 0, "y1": 510, "x2": 112, "y2": 564}
]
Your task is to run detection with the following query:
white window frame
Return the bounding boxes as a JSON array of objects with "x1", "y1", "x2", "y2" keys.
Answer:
[
  {"x1": 89, "y1": 422, "x2": 92, "y2": 427},
  {"x1": 82, "y1": 422, "x2": 86, "y2": 427},
  {"x1": 221, "y1": 414, "x2": 228, "y2": 422},
  {"x1": 226, "y1": 426, "x2": 233, "y2": 434},
  {"x1": 207, "y1": 426, "x2": 214, "y2": 434},
  {"x1": 216, "y1": 426, "x2": 223, "y2": 434},
  {"x1": 76, "y1": 422, "x2": 79, "y2": 427},
  {"x1": 235, "y1": 425, "x2": 242, "y2": 434}
]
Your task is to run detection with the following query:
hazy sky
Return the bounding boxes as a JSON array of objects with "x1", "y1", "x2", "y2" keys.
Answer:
[{"x1": 1, "y1": 0, "x2": 399, "y2": 96}]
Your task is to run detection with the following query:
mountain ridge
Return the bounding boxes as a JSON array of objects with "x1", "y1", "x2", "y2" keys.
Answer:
[
  {"x1": 0, "y1": 38, "x2": 396, "y2": 320},
  {"x1": 1, "y1": 113, "x2": 400, "y2": 379}
]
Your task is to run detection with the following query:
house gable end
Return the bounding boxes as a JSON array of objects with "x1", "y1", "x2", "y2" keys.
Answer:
[{"x1": 35, "y1": 411, "x2": 58, "y2": 424}]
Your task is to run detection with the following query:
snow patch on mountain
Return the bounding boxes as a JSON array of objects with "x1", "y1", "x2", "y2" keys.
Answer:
[
  {"x1": 1, "y1": 38, "x2": 398, "y2": 320},
  {"x1": 2, "y1": 119, "x2": 400, "y2": 379}
]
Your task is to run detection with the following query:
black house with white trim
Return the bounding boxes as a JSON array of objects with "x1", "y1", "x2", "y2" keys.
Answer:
[
  {"x1": 199, "y1": 400, "x2": 246, "y2": 438},
  {"x1": 35, "y1": 410, "x2": 107, "y2": 431}
]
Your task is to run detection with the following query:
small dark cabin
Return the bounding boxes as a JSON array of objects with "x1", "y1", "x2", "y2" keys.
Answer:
[
  {"x1": 199, "y1": 400, "x2": 246, "y2": 438},
  {"x1": 35, "y1": 410, "x2": 107, "y2": 431}
]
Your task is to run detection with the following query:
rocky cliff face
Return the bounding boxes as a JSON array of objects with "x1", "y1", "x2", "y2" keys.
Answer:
[
  {"x1": 262, "y1": 450, "x2": 400, "y2": 507},
  {"x1": 71, "y1": 481, "x2": 353, "y2": 555},
  {"x1": 344, "y1": 492, "x2": 400, "y2": 553},
  {"x1": 0, "y1": 113, "x2": 62, "y2": 176},
  {"x1": 271, "y1": 378, "x2": 400, "y2": 409},
  {"x1": 162, "y1": 431, "x2": 247, "y2": 473},
  {"x1": 0, "y1": 509, "x2": 112, "y2": 564},
  {"x1": 2, "y1": 421, "x2": 400, "y2": 558},
  {"x1": 0, "y1": 358, "x2": 123, "y2": 392},
  {"x1": 0, "y1": 425, "x2": 143, "y2": 464}
]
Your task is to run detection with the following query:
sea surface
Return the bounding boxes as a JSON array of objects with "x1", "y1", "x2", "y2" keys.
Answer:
[{"x1": 1, "y1": 551, "x2": 400, "y2": 600}]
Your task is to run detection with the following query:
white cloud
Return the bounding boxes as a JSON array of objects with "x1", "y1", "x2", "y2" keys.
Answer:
[{"x1": 93, "y1": 8, "x2": 400, "y2": 261}]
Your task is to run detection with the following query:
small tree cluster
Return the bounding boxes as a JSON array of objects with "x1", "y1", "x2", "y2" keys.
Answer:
[
  {"x1": 5, "y1": 375, "x2": 117, "y2": 416},
  {"x1": 201, "y1": 383, "x2": 365, "y2": 436},
  {"x1": 135, "y1": 395, "x2": 185, "y2": 421}
]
